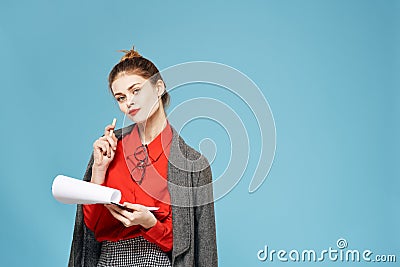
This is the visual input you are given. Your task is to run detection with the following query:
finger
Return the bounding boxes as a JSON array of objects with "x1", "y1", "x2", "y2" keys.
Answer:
[
  {"x1": 106, "y1": 141, "x2": 111, "y2": 157},
  {"x1": 123, "y1": 203, "x2": 146, "y2": 212},
  {"x1": 109, "y1": 209, "x2": 130, "y2": 226},
  {"x1": 105, "y1": 205, "x2": 126, "y2": 218},
  {"x1": 94, "y1": 139, "x2": 108, "y2": 152},
  {"x1": 93, "y1": 142, "x2": 107, "y2": 160},
  {"x1": 96, "y1": 139, "x2": 111, "y2": 157},
  {"x1": 98, "y1": 135, "x2": 115, "y2": 155},
  {"x1": 107, "y1": 204, "x2": 127, "y2": 215},
  {"x1": 98, "y1": 132, "x2": 117, "y2": 150},
  {"x1": 105, "y1": 203, "x2": 119, "y2": 211},
  {"x1": 109, "y1": 204, "x2": 136, "y2": 217},
  {"x1": 98, "y1": 136, "x2": 107, "y2": 142},
  {"x1": 104, "y1": 124, "x2": 116, "y2": 137},
  {"x1": 105, "y1": 135, "x2": 117, "y2": 151},
  {"x1": 105, "y1": 205, "x2": 137, "y2": 227},
  {"x1": 96, "y1": 142, "x2": 109, "y2": 156},
  {"x1": 93, "y1": 142, "x2": 104, "y2": 154}
]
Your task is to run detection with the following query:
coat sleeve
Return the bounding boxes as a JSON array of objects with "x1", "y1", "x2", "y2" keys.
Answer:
[
  {"x1": 193, "y1": 159, "x2": 218, "y2": 267},
  {"x1": 68, "y1": 154, "x2": 102, "y2": 267}
]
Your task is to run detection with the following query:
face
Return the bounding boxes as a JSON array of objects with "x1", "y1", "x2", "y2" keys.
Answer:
[{"x1": 111, "y1": 74, "x2": 164, "y2": 123}]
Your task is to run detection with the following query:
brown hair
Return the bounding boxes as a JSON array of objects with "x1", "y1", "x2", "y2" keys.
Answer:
[{"x1": 108, "y1": 46, "x2": 170, "y2": 108}]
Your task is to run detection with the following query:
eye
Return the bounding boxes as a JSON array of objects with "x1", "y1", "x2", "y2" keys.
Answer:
[
  {"x1": 116, "y1": 95, "x2": 126, "y2": 102},
  {"x1": 133, "y1": 88, "x2": 141, "y2": 95}
]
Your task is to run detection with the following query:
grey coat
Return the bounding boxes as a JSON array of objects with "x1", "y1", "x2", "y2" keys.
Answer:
[{"x1": 68, "y1": 125, "x2": 218, "y2": 267}]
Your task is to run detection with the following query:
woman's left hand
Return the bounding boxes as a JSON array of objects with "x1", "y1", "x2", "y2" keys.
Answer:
[{"x1": 105, "y1": 202, "x2": 157, "y2": 229}]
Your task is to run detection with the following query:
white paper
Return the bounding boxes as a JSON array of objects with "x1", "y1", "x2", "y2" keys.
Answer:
[{"x1": 52, "y1": 175, "x2": 121, "y2": 204}]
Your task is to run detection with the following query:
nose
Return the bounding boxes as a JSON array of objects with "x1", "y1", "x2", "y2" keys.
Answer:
[{"x1": 126, "y1": 94, "x2": 135, "y2": 108}]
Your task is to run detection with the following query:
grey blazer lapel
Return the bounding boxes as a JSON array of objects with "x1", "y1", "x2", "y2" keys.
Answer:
[{"x1": 168, "y1": 128, "x2": 192, "y2": 258}]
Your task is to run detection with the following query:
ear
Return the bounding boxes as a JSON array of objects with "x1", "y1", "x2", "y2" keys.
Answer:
[{"x1": 155, "y1": 79, "x2": 166, "y2": 98}]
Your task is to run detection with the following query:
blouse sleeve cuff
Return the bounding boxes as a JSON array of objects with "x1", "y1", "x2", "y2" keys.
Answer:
[{"x1": 141, "y1": 220, "x2": 164, "y2": 238}]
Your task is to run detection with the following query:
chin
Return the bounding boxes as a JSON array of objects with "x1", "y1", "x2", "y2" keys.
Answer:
[{"x1": 127, "y1": 115, "x2": 145, "y2": 124}]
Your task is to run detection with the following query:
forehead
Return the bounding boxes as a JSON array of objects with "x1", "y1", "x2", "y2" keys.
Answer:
[{"x1": 111, "y1": 74, "x2": 147, "y2": 93}]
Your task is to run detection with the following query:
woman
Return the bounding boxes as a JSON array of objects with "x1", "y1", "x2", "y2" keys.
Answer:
[{"x1": 69, "y1": 47, "x2": 218, "y2": 266}]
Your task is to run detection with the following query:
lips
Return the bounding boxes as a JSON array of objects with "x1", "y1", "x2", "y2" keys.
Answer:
[{"x1": 129, "y1": 108, "x2": 140, "y2": 116}]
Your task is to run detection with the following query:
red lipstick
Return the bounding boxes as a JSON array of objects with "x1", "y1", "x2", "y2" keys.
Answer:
[{"x1": 129, "y1": 108, "x2": 140, "y2": 116}]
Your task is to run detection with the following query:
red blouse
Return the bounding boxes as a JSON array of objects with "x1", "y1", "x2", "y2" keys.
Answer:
[{"x1": 83, "y1": 122, "x2": 173, "y2": 252}]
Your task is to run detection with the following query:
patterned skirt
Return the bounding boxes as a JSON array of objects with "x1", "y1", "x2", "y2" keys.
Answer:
[{"x1": 97, "y1": 236, "x2": 171, "y2": 267}]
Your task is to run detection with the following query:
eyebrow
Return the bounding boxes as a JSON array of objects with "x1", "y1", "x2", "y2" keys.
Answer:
[{"x1": 113, "y1": 82, "x2": 141, "y2": 96}]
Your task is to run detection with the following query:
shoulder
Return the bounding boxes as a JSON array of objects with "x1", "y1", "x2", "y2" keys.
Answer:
[{"x1": 171, "y1": 127, "x2": 210, "y2": 172}]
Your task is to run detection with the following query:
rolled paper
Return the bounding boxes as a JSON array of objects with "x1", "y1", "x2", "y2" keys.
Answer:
[{"x1": 52, "y1": 175, "x2": 121, "y2": 204}]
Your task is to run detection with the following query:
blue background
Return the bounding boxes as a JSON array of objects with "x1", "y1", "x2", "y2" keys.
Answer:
[{"x1": 0, "y1": 0, "x2": 398, "y2": 266}]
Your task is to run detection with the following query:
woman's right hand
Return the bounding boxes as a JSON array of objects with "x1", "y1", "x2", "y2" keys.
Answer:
[{"x1": 91, "y1": 124, "x2": 118, "y2": 184}]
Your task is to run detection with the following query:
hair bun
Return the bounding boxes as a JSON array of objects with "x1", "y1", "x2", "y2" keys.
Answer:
[{"x1": 119, "y1": 46, "x2": 142, "y2": 62}]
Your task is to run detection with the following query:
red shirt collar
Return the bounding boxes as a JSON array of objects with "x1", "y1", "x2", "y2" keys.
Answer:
[{"x1": 122, "y1": 121, "x2": 173, "y2": 170}]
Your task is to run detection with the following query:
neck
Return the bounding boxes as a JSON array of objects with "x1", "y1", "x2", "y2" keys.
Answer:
[{"x1": 138, "y1": 103, "x2": 167, "y2": 145}]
